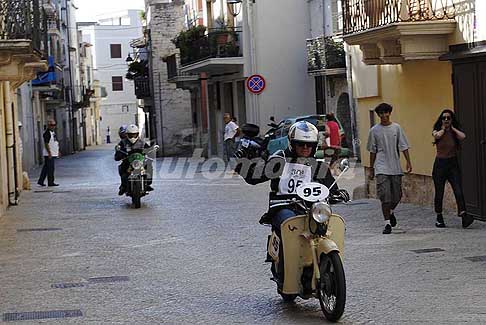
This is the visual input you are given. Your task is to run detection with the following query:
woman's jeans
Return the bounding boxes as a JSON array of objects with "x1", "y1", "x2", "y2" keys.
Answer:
[{"x1": 432, "y1": 157, "x2": 466, "y2": 214}]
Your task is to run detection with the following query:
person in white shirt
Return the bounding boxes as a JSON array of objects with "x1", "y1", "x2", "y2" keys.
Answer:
[
  {"x1": 37, "y1": 120, "x2": 60, "y2": 187},
  {"x1": 223, "y1": 113, "x2": 239, "y2": 164}
]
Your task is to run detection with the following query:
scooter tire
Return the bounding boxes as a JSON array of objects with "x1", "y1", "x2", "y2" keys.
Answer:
[
  {"x1": 131, "y1": 181, "x2": 142, "y2": 209},
  {"x1": 132, "y1": 195, "x2": 141, "y2": 209},
  {"x1": 318, "y1": 251, "x2": 345, "y2": 322}
]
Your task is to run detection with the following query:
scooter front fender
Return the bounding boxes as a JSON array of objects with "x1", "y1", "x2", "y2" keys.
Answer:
[{"x1": 316, "y1": 237, "x2": 340, "y2": 256}]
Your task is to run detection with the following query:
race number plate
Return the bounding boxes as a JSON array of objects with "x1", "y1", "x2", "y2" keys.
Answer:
[
  {"x1": 268, "y1": 232, "x2": 280, "y2": 260},
  {"x1": 296, "y1": 182, "x2": 330, "y2": 202}
]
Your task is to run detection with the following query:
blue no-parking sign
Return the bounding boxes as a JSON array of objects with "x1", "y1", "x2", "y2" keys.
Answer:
[{"x1": 246, "y1": 74, "x2": 266, "y2": 94}]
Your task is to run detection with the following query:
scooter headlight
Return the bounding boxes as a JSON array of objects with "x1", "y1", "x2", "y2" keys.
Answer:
[
  {"x1": 311, "y1": 202, "x2": 332, "y2": 224},
  {"x1": 131, "y1": 160, "x2": 143, "y2": 170}
]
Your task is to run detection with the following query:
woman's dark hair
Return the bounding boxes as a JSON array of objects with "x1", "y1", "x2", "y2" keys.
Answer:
[
  {"x1": 325, "y1": 112, "x2": 336, "y2": 122},
  {"x1": 433, "y1": 109, "x2": 462, "y2": 145}
]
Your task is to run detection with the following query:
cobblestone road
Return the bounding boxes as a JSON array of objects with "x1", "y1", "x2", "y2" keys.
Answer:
[{"x1": 0, "y1": 146, "x2": 485, "y2": 324}]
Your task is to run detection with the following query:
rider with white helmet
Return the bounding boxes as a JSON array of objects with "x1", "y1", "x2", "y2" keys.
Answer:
[
  {"x1": 114, "y1": 124, "x2": 154, "y2": 195},
  {"x1": 236, "y1": 119, "x2": 349, "y2": 224},
  {"x1": 234, "y1": 120, "x2": 349, "y2": 289}
]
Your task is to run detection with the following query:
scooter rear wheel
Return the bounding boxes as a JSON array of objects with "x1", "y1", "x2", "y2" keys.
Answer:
[{"x1": 318, "y1": 252, "x2": 346, "y2": 322}]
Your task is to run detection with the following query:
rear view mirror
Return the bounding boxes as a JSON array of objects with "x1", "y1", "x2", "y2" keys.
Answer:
[{"x1": 339, "y1": 159, "x2": 350, "y2": 171}]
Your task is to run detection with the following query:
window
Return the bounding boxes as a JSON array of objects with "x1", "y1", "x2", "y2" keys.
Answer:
[
  {"x1": 110, "y1": 44, "x2": 122, "y2": 58},
  {"x1": 112, "y1": 76, "x2": 123, "y2": 91}
]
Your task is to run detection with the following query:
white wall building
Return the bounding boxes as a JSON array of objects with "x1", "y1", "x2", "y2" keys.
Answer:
[
  {"x1": 80, "y1": 10, "x2": 145, "y2": 143},
  {"x1": 168, "y1": 0, "x2": 315, "y2": 156}
]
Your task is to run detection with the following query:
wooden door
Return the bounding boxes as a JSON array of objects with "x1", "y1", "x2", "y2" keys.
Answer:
[{"x1": 453, "y1": 60, "x2": 486, "y2": 220}]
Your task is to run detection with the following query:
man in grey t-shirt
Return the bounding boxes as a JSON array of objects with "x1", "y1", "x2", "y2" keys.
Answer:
[{"x1": 367, "y1": 103, "x2": 412, "y2": 234}]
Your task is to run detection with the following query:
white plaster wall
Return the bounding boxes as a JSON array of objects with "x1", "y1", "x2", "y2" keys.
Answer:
[
  {"x1": 248, "y1": 0, "x2": 315, "y2": 126},
  {"x1": 309, "y1": 0, "x2": 325, "y2": 38},
  {"x1": 80, "y1": 10, "x2": 144, "y2": 142}
]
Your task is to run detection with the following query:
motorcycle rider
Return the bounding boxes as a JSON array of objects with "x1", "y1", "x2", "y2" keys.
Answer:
[
  {"x1": 117, "y1": 125, "x2": 128, "y2": 193},
  {"x1": 118, "y1": 125, "x2": 128, "y2": 140},
  {"x1": 114, "y1": 124, "x2": 154, "y2": 195},
  {"x1": 235, "y1": 121, "x2": 349, "y2": 284}
]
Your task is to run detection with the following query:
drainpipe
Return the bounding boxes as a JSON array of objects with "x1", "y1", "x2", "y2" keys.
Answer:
[
  {"x1": 63, "y1": 1, "x2": 76, "y2": 153},
  {"x1": 5, "y1": 83, "x2": 19, "y2": 205},
  {"x1": 345, "y1": 45, "x2": 361, "y2": 161},
  {"x1": 244, "y1": 0, "x2": 259, "y2": 124}
]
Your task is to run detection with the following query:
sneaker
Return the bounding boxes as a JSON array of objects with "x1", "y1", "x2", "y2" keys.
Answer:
[
  {"x1": 383, "y1": 224, "x2": 392, "y2": 234},
  {"x1": 146, "y1": 185, "x2": 154, "y2": 192},
  {"x1": 48, "y1": 183, "x2": 59, "y2": 187},
  {"x1": 37, "y1": 182, "x2": 46, "y2": 187},
  {"x1": 435, "y1": 214, "x2": 446, "y2": 228},
  {"x1": 461, "y1": 213, "x2": 474, "y2": 228},
  {"x1": 118, "y1": 187, "x2": 126, "y2": 196},
  {"x1": 390, "y1": 213, "x2": 397, "y2": 227}
]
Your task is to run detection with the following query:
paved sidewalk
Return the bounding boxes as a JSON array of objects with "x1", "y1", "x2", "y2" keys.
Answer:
[{"x1": 0, "y1": 146, "x2": 485, "y2": 324}]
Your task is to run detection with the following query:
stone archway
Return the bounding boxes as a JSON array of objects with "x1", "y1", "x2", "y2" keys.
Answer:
[{"x1": 336, "y1": 92, "x2": 351, "y2": 149}]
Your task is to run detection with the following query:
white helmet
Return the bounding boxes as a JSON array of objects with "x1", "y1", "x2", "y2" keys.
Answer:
[
  {"x1": 126, "y1": 124, "x2": 139, "y2": 144},
  {"x1": 288, "y1": 121, "x2": 318, "y2": 152}
]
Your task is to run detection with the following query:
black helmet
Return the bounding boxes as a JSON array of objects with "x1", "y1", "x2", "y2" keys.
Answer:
[{"x1": 119, "y1": 125, "x2": 127, "y2": 138}]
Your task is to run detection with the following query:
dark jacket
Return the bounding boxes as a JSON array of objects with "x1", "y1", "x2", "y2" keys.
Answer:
[
  {"x1": 114, "y1": 138, "x2": 151, "y2": 162},
  {"x1": 236, "y1": 148, "x2": 338, "y2": 202}
]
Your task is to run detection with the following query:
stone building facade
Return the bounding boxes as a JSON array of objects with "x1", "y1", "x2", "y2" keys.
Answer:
[{"x1": 146, "y1": 0, "x2": 193, "y2": 156}]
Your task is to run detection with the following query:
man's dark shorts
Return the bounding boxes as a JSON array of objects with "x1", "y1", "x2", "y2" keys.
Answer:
[{"x1": 376, "y1": 174, "x2": 402, "y2": 205}]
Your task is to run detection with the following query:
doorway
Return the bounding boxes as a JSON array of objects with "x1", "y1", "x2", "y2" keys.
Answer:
[{"x1": 452, "y1": 59, "x2": 486, "y2": 220}]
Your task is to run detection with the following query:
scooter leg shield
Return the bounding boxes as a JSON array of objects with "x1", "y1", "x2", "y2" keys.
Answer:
[
  {"x1": 327, "y1": 214, "x2": 346, "y2": 259},
  {"x1": 280, "y1": 216, "x2": 313, "y2": 295}
]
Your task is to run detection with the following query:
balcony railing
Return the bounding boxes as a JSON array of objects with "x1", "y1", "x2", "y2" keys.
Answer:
[
  {"x1": 307, "y1": 37, "x2": 346, "y2": 72},
  {"x1": 343, "y1": 0, "x2": 456, "y2": 35},
  {"x1": 134, "y1": 76, "x2": 151, "y2": 99},
  {"x1": 176, "y1": 28, "x2": 243, "y2": 66},
  {"x1": 0, "y1": 0, "x2": 47, "y2": 55}
]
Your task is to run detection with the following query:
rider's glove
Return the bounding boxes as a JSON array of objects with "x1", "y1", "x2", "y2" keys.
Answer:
[{"x1": 336, "y1": 189, "x2": 350, "y2": 202}]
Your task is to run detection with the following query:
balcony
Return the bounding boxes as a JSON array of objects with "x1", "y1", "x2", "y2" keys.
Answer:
[
  {"x1": 307, "y1": 36, "x2": 346, "y2": 76},
  {"x1": 42, "y1": 0, "x2": 56, "y2": 16},
  {"x1": 32, "y1": 56, "x2": 62, "y2": 91},
  {"x1": 134, "y1": 76, "x2": 151, "y2": 99},
  {"x1": 0, "y1": 0, "x2": 48, "y2": 87},
  {"x1": 166, "y1": 54, "x2": 199, "y2": 88},
  {"x1": 342, "y1": 0, "x2": 457, "y2": 64},
  {"x1": 47, "y1": 18, "x2": 61, "y2": 36},
  {"x1": 1, "y1": 0, "x2": 48, "y2": 56},
  {"x1": 173, "y1": 26, "x2": 244, "y2": 75}
]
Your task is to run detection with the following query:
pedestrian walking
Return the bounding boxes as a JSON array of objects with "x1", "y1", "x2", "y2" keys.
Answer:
[
  {"x1": 106, "y1": 126, "x2": 111, "y2": 144},
  {"x1": 37, "y1": 120, "x2": 60, "y2": 187},
  {"x1": 432, "y1": 109, "x2": 474, "y2": 228},
  {"x1": 323, "y1": 112, "x2": 341, "y2": 169},
  {"x1": 223, "y1": 113, "x2": 239, "y2": 164},
  {"x1": 367, "y1": 103, "x2": 412, "y2": 234}
]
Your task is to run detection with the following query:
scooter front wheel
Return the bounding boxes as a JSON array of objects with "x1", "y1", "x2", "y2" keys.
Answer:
[{"x1": 318, "y1": 251, "x2": 346, "y2": 322}]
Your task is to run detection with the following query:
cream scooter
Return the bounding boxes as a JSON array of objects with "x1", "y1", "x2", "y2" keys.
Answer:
[{"x1": 266, "y1": 159, "x2": 349, "y2": 322}]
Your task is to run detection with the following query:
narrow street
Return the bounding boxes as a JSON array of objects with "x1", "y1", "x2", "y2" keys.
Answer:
[{"x1": 1, "y1": 146, "x2": 486, "y2": 324}]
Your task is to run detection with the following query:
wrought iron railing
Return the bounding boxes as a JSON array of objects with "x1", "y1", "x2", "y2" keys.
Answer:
[
  {"x1": 307, "y1": 36, "x2": 346, "y2": 72},
  {"x1": 177, "y1": 28, "x2": 243, "y2": 66},
  {"x1": 342, "y1": 0, "x2": 456, "y2": 35},
  {"x1": 0, "y1": 0, "x2": 47, "y2": 55},
  {"x1": 134, "y1": 76, "x2": 151, "y2": 99}
]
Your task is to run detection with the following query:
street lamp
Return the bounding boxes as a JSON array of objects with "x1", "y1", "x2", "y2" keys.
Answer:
[{"x1": 227, "y1": 0, "x2": 242, "y2": 17}]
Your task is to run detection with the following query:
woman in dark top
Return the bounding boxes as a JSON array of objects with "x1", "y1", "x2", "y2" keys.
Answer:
[{"x1": 432, "y1": 109, "x2": 473, "y2": 228}]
